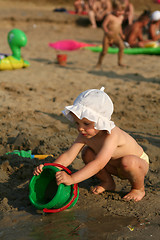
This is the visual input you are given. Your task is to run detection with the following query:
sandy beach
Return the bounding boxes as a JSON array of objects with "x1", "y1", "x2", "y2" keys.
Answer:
[{"x1": 0, "y1": 0, "x2": 160, "y2": 239}]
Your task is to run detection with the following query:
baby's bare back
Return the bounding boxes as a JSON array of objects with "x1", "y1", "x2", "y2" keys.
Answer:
[{"x1": 110, "y1": 127, "x2": 143, "y2": 159}]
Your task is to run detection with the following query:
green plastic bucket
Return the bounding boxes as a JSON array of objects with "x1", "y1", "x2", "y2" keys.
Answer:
[{"x1": 29, "y1": 164, "x2": 79, "y2": 212}]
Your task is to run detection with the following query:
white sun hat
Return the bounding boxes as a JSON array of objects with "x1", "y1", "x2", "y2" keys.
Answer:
[
  {"x1": 62, "y1": 87, "x2": 115, "y2": 133},
  {"x1": 151, "y1": 11, "x2": 160, "y2": 21}
]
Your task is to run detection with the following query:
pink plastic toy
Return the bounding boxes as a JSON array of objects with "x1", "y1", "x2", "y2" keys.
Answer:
[{"x1": 49, "y1": 39, "x2": 95, "y2": 51}]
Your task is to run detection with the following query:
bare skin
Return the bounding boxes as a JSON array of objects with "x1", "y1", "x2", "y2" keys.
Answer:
[
  {"x1": 74, "y1": 0, "x2": 88, "y2": 14},
  {"x1": 123, "y1": 0, "x2": 134, "y2": 26},
  {"x1": 95, "y1": 0, "x2": 112, "y2": 22},
  {"x1": 34, "y1": 114, "x2": 149, "y2": 202},
  {"x1": 82, "y1": 146, "x2": 148, "y2": 201},
  {"x1": 88, "y1": 0, "x2": 112, "y2": 28},
  {"x1": 149, "y1": 19, "x2": 160, "y2": 41},
  {"x1": 125, "y1": 17, "x2": 150, "y2": 47},
  {"x1": 96, "y1": 7, "x2": 126, "y2": 67}
]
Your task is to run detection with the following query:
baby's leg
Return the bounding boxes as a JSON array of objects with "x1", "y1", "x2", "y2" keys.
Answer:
[
  {"x1": 119, "y1": 155, "x2": 149, "y2": 201},
  {"x1": 82, "y1": 146, "x2": 116, "y2": 194},
  {"x1": 95, "y1": 35, "x2": 109, "y2": 68}
]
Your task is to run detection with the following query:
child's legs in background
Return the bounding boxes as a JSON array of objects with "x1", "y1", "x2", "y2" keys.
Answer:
[
  {"x1": 114, "y1": 36, "x2": 125, "y2": 66},
  {"x1": 96, "y1": 35, "x2": 109, "y2": 67}
]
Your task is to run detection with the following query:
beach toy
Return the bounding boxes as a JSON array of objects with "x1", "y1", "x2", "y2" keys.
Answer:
[
  {"x1": 49, "y1": 39, "x2": 96, "y2": 51},
  {"x1": 49, "y1": 40, "x2": 96, "y2": 66},
  {"x1": 29, "y1": 163, "x2": 79, "y2": 213},
  {"x1": 57, "y1": 54, "x2": 67, "y2": 66},
  {"x1": 31, "y1": 155, "x2": 54, "y2": 159},
  {"x1": 144, "y1": 41, "x2": 159, "y2": 48},
  {"x1": 0, "y1": 53, "x2": 8, "y2": 60},
  {"x1": 85, "y1": 46, "x2": 160, "y2": 55},
  {"x1": 6, "y1": 150, "x2": 53, "y2": 159},
  {"x1": 0, "y1": 28, "x2": 30, "y2": 70}
]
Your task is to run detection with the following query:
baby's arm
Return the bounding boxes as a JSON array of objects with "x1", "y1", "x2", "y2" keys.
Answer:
[
  {"x1": 56, "y1": 132, "x2": 118, "y2": 185},
  {"x1": 33, "y1": 134, "x2": 85, "y2": 175},
  {"x1": 54, "y1": 136, "x2": 85, "y2": 167}
]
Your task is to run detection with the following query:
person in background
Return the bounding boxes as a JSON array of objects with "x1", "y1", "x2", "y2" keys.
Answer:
[
  {"x1": 124, "y1": 10, "x2": 151, "y2": 47},
  {"x1": 149, "y1": 10, "x2": 160, "y2": 41},
  {"x1": 122, "y1": 0, "x2": 134, "y2": 30},
  {"x1": 88, "y1": 0, "x2": 112, "y2": 28},
  {"x1": 74, "y1": 0, "x2": 88, "y2": 14},
  {"x1": 96, "y1": 0, "x2": 126, "y2": 67}
]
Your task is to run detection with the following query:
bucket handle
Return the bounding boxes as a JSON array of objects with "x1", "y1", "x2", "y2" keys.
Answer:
[{"x1": 43, "y1": 163, "x2": 78, "y2": 213}]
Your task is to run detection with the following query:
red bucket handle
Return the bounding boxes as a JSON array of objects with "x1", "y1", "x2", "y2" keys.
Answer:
[{"x1": 43, "y1": 163, "x2": 78, "y2": 213}]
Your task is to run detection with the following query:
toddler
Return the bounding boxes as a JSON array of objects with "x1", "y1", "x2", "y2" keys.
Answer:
[
  {"x1": 34, "y1": 87, "x2": 149, "y2": 201},
  {"x1": 96, "y1": 0, "x2": 126, "y2": 68}
]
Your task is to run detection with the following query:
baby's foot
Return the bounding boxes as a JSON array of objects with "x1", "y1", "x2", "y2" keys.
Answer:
[
  {"x1": 123, "y1": 189, "x2": 145, "y2": 202},
  {"x1": 91, "y1": 181, "x2": 115, "y2": 195},
  {"x1": 91, "y1": 185, "x2": 106, "y2": 194}
]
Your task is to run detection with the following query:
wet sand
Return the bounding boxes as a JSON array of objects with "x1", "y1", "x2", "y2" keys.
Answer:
[{"x1": 0, "y1": 0, "x2": 160, "y2": 239}]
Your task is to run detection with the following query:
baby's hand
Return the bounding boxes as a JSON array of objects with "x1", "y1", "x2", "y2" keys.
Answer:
[
  {"x1": 56, "y1": 171, "x2": 73, "y2": 186},
  {"x1": 33, "y1": 164, "x2": 44, "y2": 175}
]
